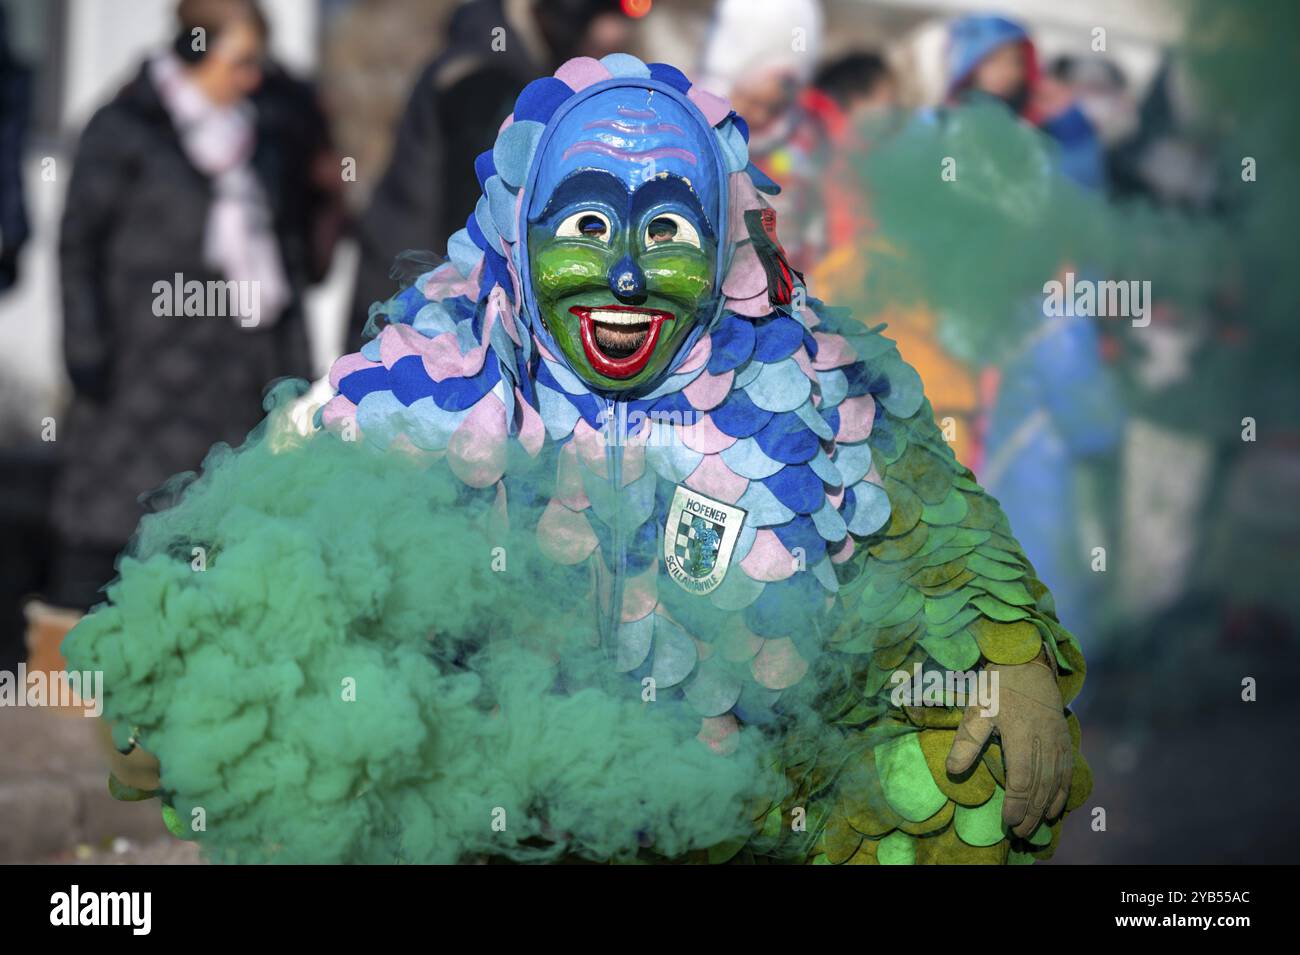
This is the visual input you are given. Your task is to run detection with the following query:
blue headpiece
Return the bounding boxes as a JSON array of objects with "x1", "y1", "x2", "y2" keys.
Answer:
[{"x1": 444, "y1": 54, "x2": 781, "y2": 370}]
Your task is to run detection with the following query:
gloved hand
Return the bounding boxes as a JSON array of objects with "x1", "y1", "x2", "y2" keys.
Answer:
[{"x1": 945, "y1": 650, "x2": 1072, "y2": 839}]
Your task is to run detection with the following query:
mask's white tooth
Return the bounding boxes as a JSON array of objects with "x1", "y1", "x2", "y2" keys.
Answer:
[{"x1": 592, "y1": 309, "x2": 652, "y2": 326}]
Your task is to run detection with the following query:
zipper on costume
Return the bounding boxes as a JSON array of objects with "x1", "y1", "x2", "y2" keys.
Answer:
[{"x1": 604, "y1": 396, "x2": 627, "y2": 645}]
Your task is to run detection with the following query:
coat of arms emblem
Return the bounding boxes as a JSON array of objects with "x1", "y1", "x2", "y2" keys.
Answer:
[{"x1": 663, "y1": 485, "x2": 747, "y2": 595}]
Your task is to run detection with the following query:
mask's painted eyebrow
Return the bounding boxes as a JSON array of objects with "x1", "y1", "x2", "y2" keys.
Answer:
[
  {"x1": 632, "y1": 175, "x2": 714, "y2": 237},
  {"x1": 534, "y1": 170, "x2": 630, "y2": 221},
  {"x1": 561, "y1": 141, "x2": 699, "y2": 167},
  {"x1": 582, "y1": 118, "x2": 687, "y2": 137}
]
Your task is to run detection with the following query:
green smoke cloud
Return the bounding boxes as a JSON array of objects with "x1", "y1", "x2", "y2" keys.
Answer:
[{"x1": 64, "y1": 387, "x2": 786, "y2": 863}]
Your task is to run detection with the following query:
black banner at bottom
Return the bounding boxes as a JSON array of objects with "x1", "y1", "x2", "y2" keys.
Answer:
[{"x1": 5, "y1": 863, "x2": 1274, "y2": 941}]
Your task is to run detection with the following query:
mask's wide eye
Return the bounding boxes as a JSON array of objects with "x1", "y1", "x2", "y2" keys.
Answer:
[
  {"x1": 556, "y1": 210, "x2": 612, "y2": 242},
  {"x1": 644, "y1": 213, "x2": 701, "y2": 249}
]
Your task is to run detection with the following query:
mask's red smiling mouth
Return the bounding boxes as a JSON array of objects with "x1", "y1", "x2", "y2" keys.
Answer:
[{"x1": 570, "y1": 305, "x2": 675, "y2": 378}]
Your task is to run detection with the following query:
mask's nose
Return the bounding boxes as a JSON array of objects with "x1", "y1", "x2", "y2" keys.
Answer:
[{"x1": 608, "y1": 255, "x2": 646, "y2": 301}]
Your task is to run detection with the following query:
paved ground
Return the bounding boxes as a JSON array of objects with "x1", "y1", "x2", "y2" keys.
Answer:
[
  {"x1": 1052, "y1": 646, "x2": 1300, "y2": 864},
  {"x1": 0, "y1": 705, "x2": 201, "y2": 864}
]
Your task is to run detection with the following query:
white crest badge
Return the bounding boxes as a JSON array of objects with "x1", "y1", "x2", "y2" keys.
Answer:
[{"x1": 663, "y1": 485, "x2": 747, "y2": 596}]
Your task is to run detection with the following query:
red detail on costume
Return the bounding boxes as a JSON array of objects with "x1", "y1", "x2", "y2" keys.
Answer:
[{"x1": 744, "y1": 208, "x2": 803, "y2": 306}]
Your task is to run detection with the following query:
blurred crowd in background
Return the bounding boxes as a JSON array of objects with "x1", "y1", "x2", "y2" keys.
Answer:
[{"x1": 1, "y1": 0, "x2": 1297, "y2": 862}]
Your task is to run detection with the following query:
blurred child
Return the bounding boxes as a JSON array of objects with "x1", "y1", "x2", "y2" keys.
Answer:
[
  {"x1": 699, "y1": 0, "x2": 832, "y2": 272},
  {"x1": 947, "y1": 14, "x2": 1106, "y2": 191}
]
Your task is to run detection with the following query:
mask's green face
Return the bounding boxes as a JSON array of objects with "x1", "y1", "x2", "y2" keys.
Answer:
[{"x1": 528, "y1": 171, "x2": 717, "y2": 393}]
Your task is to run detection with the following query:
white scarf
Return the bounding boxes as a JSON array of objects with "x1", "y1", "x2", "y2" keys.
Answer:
[{"x1": 149, "y1": 53, "x2": 289, "y2": 329}]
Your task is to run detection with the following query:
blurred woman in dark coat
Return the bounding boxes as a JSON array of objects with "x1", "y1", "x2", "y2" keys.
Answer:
[
  {"x1": 0, "y1": 5, "x2": 31, "y2": 291},
  {"x1": 49, "y1": 0, "x2": 325, "y2": 612}
]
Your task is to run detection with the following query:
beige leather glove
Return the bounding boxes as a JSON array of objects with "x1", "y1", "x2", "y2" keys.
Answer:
[{"x1": 945, "y1": 651, "x2": 1073, "y2": 839}]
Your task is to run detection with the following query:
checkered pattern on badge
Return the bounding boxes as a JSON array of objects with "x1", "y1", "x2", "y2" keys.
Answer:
[{"x1": 674, "y1": 513, "x2": 698, "y2": 561}]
